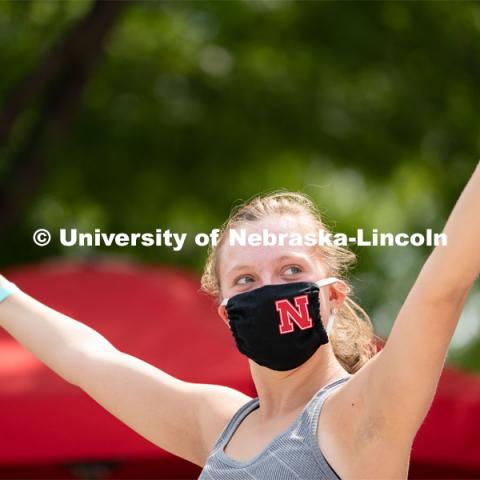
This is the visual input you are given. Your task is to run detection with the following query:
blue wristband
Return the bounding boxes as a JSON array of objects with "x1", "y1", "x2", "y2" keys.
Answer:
[{"x1": 0, "y1": 282, "x2": 20, "y2": 303}]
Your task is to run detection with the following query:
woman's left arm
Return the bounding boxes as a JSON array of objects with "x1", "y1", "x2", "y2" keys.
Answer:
[{"x1": 356, "y1": 160, "x2": 480, "y2": 441}]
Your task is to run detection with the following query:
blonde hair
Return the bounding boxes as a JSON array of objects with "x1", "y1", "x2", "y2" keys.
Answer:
[{"x1": 200, "y1": 190, "x2": 378, "y2": 374}]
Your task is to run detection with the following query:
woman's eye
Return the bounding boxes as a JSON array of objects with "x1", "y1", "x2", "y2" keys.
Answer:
[
  {"x1": 284, "y1": 265, "x2": 302, "y2": 275},
  {"x1": 236, "y1": 275, "x2": 254, "y2": 285}
]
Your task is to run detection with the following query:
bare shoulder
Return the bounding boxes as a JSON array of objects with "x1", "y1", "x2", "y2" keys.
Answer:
[
  {"x1": 317, "y1": 374, "x2": 412, "y2": 478},
  {"x1": 194, "y1": 383, "x2": 253, "y2": 465}
]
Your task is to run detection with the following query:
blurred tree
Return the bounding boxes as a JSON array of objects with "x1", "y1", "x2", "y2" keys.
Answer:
[
  {"x1": 0, "y1": 0, "x2": 478, "y2": 371},
  {"x1": 0, "y1": 0, "x2": 127, "y2": 235}
]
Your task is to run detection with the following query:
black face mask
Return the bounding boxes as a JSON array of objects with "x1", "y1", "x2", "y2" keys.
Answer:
[{"x1": 221, "y1": 277, "x2": 339, "y2": 371}]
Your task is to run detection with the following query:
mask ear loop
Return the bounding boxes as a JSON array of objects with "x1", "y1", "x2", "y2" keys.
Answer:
[
  {"x1": 315, "y1": 276, "x2": 339, "y2": 288},
  {"x1": 326, "y1": 308, "x2": 337, "y2": 335},
  {"x1": 315, "y1": 277, "x2": 340, "y2": 335}
]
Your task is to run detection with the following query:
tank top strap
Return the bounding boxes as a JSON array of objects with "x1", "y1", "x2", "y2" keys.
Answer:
[
  {"x1": 302, "y1": 374, "x2": 353, "y2": 474},
  {"x1": 210, "y1": 396, "x2": 260, "y2": 452},
  {"x1": 211, "y1": 375, "x2": 352, "y2": 454}
]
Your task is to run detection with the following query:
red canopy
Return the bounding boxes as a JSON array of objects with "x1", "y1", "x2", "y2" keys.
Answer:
[
  {"x1": 0, "y1": 258, "x2": 479, "y2": 479},
  {"x1": 0, "y1": 257, "x2": 255, "y2": 478},
  {"x1": 410, "y1": 367, "x2": 480, "y2": 478}
]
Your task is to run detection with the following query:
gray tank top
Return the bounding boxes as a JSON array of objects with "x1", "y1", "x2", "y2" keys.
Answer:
[{"x1": 199, "y1": 375, "x2": 352, "y2": 480}]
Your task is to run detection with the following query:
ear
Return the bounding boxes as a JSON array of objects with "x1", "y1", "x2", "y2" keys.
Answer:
[
  {"x1": 329, "y1": 279, "x2": 348, "y2": 310},
  {"x1": 319, "y1": 279, "x2": 348, "y2": 328},
  {"x1": 217, "y1": 303, "x2": 230, "y2": 327}
]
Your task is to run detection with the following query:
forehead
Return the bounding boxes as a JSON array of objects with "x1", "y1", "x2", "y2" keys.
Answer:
[{"x1": 218, "y1": 214, "x2": 318, "y2": 276}]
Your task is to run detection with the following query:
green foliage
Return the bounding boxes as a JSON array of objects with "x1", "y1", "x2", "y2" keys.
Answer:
[{"x1": 1, "y1": 1, "x2": 479, "y2": 370}]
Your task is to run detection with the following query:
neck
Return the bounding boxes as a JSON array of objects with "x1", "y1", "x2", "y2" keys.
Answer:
[{"x1": 249, "y1": 345, "x2": 348, "y2": 421}]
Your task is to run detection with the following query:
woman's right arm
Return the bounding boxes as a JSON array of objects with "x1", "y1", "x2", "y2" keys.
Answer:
[{"x1": 0, "y1": 276, "x2": 251, "y2": 466}]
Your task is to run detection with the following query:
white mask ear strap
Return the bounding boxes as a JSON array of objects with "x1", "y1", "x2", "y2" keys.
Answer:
[
  {"x1": 315, "y1": 276, "x2": 339, "y2": 288},
  {"x1": 326, "y1": 308, "x2": 337, "y2": 334},
  {"x1": 315, "y1": 277, "x2": 339, "y2": 334}
]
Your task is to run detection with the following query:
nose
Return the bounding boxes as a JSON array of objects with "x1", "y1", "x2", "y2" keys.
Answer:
[
  {"x1": 255, "y1": 271, "x2": 294, "y2": 287},
  {"x1": 256, "y1": 272, "x2": 280, "y2": 287}
]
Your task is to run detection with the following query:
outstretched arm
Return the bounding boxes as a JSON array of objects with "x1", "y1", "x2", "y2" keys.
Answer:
[
  {"x1": 353, "y1": 161, "x2": 480, "y2": 442},
  {"x1": 0, "y1": 281, "x2": 250, "y2": 465}
]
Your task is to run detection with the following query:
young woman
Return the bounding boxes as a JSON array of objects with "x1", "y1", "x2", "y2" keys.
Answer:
[{"x1": 1, "y1": 162, "x2": 479, "y2": 479}]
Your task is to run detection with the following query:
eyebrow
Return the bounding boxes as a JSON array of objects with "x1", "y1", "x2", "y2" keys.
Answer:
[{"x1": 226, "y1": 254, "x2": 309, "y2": 277}]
